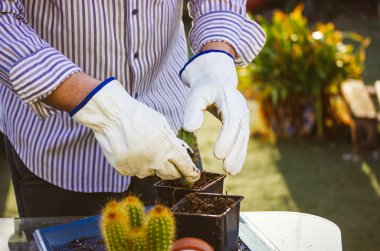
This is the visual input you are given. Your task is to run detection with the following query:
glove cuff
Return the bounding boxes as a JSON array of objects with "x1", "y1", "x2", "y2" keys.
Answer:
[
  {"x1": 180, "y1": 50, "x2": 237, "y2": 88},
  {"x1": 179, "y1": 50, "x2": 234, "y2": 79},
  {"x1": 69, "y1": 77, "x2": 116, "y2": 117}
]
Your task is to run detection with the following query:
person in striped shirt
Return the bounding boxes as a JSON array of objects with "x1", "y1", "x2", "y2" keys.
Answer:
[{"x1": 0, "y1": 0, "x2": 265, "y2": 217}]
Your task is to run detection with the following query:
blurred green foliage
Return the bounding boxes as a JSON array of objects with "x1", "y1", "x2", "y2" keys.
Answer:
[{"x1": 239, "y1": 4, "x2": 370, "y2": 137}]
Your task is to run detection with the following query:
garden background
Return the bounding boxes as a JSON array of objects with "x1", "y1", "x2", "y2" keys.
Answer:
[{"x1": 1, "y1": 0, "x2": 380, "y2": 250}]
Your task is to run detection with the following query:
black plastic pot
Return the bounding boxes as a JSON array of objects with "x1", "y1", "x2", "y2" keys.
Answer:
[
  {"x1": 154, "y1": 172, "x2": 225, "y2": 207},
  {"x1": 172, "y1": 193, "x2": 244, "y2": 251}
]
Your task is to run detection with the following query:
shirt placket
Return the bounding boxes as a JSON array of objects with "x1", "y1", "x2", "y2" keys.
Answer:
[{"x1": 126, "y1": 0, "x2": 140, "y2": 99}]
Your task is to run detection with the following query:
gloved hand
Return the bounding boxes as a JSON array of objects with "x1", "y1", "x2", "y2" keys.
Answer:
[
  {"x1": 70, "y1": 77, "x2": 201, "y2": 182},
  {"x1": 180, "y1": 50, "x2": 250, "y2": 175}
]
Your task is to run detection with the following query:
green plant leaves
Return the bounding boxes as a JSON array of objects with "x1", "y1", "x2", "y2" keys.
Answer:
[
  {"x1": 238, "y1": 3, "x2": 370, "y2": 137},
  {"x1": 239, "y1": 3, "x2": 370, "y2": 102}
]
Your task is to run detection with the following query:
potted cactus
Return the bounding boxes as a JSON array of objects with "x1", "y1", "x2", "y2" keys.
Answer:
[{"x1": 155, "y1": 129, "x2": 226, "y2": 207}]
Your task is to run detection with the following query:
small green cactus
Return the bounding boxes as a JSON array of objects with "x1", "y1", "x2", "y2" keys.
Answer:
[
  {"x1": 100, "y1": 197, "x2": 175, "y2": 251},
  {"x1": 177, "y1": 128, "x2": 203, "y2": 171},
  {"x1": 146, "y1": 205, "x2": 176, "y2": 251},
  {"x1": 100, "y1": 200, "x2": 129, "y2": 251},
  {"x1": 120, "y1": 195, "x2": 144, "y2": 229}
]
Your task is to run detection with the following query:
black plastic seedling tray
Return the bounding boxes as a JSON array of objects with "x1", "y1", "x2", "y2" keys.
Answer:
[
  {"x1": 154, "y1": 172, "x2": 226, "y2": 207},
  {"x1": 172, "y1": 193, "x2": 244, "y2": 251}
]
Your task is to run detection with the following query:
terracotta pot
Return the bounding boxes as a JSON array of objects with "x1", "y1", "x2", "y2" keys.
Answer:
[{"x1": 172, "y1": 237, "x2": 214, "y2": 251}]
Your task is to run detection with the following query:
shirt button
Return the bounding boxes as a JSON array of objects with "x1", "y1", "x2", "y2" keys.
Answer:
[
  {"x1": 132, "y1": 9, "x2": 138, "y2": 15},
  {"x1": 134, "y1": 52, "x2": 139, "y2": 58}
]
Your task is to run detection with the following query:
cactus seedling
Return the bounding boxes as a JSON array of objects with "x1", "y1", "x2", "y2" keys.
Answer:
[
  {"x1": 120, "y1": 195, "x2": 144, "y2": 229},
  {"x1": 146, "y1": 205, "x2": 176, "y2": 251},
  {"x1": 177, "y1": 128, "x2": 203, "y2": 187},
  {"x1": 177, "y1": 128, "x2": 203, "y2": 171},
  {"x1": 100, "y1": 200, "x2": 129, "y2": 251}
]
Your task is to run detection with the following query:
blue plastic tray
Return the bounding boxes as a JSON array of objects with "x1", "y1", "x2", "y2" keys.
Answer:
[{"x1": 33, "y1": 215, "x2": 102, "y2": 251}]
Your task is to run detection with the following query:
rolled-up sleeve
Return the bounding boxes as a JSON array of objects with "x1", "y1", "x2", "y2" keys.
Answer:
[
  {"x1": 0, "y1": 0, "x2": 82, "y2": 118},
  {"x1": 188, "y1": 0, "x2": 266, "y2": 66}
]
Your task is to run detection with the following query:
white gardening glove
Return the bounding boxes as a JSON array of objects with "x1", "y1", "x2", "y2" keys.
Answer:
[
  {"x1": 180, "y1": 50, "x2": 250, "y2": 175},
  {"x1": 70, "y1": 77, "x2": 201, "y2": 182}
]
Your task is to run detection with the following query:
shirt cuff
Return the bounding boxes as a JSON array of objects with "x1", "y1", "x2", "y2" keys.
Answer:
[
  {"x1": 8, "y1": 46, "x2": 82, "y2": 118},
  {"x1": 190, "y1": 11, "x2": 266, "y2": 66}
]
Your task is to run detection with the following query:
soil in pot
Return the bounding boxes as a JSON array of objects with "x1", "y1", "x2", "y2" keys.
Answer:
[
  {"x1": 172, "y1": 193, "x2": 244, "y2": 251},
  {"x1": 154, "y1": 171, "x2": 226, "y2": 207},
  {"x1": 174, "y1": 193, "x2": 236, "y2": 215}
]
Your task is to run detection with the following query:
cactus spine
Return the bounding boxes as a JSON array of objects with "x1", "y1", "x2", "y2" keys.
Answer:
[
  {"x1": 100, "y1": 197, "x2": 175, "y2": 251},
  {"x1": 146, "y1": 205, "x2": 176, "y2": 251}
]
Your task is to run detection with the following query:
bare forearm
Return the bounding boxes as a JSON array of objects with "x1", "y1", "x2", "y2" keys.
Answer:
[{"x1": 43, "y1": 72, "x2": 101, "y2": 112}]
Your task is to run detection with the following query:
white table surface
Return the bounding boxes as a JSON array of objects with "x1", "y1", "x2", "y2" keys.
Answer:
[
  {"x1": 241, "y1": 211, "x2": 342, "y2": 251},
  {"x1": 0, "y1": 219, "x2": 15, "y2": 251}
]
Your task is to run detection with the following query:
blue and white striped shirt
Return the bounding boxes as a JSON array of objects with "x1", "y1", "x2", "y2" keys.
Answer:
[{"x1": 0, "y1": 0, "x2": 265, "y2": 192}]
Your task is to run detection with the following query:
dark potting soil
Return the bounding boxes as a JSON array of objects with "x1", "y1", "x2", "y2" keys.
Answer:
[
  {"x1": 53, "y1": 236, "x2": 105, "y2": 251},
  {"x1": 159, "y1": 172, "x2": 221, "y2": 190},
  {"x1": 175, "y1": 193, "x2": 236, "y2": 215}
]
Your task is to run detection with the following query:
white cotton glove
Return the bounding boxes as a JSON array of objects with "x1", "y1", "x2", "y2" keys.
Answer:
[
  {"x1": 70, "y1": 77, "x2": 201, "y2": 182},
  {"x1": 180, "y1": 50, "x2": 250, "y2": 175}
]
